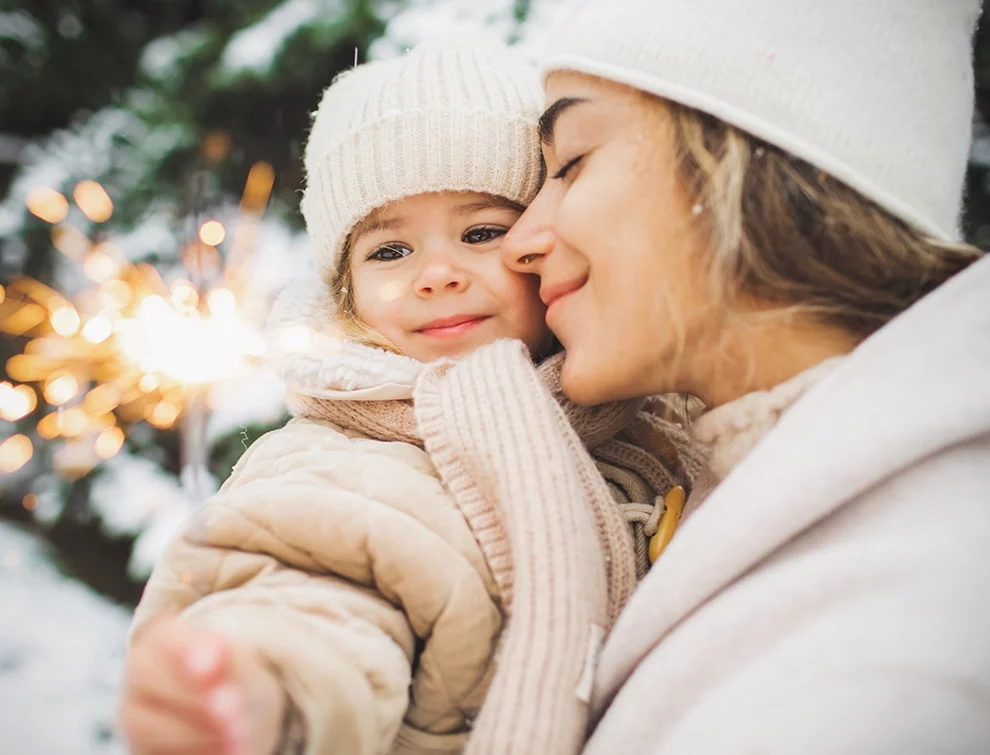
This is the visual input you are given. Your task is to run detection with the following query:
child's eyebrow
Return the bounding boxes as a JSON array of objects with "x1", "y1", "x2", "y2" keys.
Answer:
[
  {"x1": 351, "y1": 214, "x2": 409, "y2": 245},
  {"x1": 452, "y1": 198, "x2": 524, "y2": 216}
]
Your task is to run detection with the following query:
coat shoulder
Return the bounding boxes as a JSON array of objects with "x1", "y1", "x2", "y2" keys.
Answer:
[{"x1": 224, "y1": 415, "x2": 440, "y2": 491}]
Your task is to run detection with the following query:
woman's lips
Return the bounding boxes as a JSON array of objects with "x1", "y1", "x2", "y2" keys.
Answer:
[
  {"x1": 541, "y1": 277, "x2": 586, "y2": 320},
  {"x1": 417, "y1": 315, "x2": 490, "y2": 338}
]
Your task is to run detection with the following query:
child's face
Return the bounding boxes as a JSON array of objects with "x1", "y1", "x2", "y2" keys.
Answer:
[{"x1": 348, "y1": 191, "x2": 552, "y2": 362}]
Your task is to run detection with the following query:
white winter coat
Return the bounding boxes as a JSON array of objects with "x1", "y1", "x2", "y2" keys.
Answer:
[{"x1": 584, "y1": 254, "x2": 990, "y2": 754}]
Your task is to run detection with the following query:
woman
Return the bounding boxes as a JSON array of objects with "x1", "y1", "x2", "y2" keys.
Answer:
[{"x1": 502, "y1": 1, "x2": 990, "y2": 753}]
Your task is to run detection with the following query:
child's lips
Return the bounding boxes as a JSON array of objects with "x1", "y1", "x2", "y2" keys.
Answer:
[{"x1": 416, "y1": 315, "x2": 491, "y2": 338}]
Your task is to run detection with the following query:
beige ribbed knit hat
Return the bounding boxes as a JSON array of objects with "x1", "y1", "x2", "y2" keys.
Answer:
[
  {"x1": 544, "y1": 0, "x2": 981, "y2": 241},
  {"x1": 301, "y1": 39, "x2": 544, "y2": 281}
]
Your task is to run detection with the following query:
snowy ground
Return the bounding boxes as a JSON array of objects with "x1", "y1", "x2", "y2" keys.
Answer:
[{"x1": 0, "y1": 523, "x2": 130, "y2": 754}]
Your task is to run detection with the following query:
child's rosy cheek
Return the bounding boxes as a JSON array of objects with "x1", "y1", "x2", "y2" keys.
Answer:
[{"x1": 377, "y1": 280, "x2": 408, "y2": 303}]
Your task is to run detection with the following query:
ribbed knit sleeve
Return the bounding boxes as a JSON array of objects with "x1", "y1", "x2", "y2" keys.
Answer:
[{"x1": 414, "y1": 339, "x2": 633, "y2": 755}]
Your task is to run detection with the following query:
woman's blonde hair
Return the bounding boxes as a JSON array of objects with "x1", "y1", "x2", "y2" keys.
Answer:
[{"x1": 667, "y1": 102, "x2": 983, "y2": 339}]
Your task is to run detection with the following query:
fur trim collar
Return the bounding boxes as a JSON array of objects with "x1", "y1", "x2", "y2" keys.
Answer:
[{"x1": 267, "y1": 279, "x2": 422, "y2": 401}]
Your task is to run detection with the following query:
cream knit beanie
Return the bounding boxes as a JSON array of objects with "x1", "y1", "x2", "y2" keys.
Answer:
[
  {"x1": 302, "y1": 39, "x2": 544, "y2": 280},
  {"x1": 544, "y1": 0, "x2": 981, "y2": 241}
]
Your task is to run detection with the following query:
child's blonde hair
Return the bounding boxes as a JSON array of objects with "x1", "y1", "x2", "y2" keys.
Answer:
[{"x1": 328, "y1": 243, "x2": 400, "y2": 353}]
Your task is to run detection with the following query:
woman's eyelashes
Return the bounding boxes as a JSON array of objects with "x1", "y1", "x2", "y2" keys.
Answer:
[
  {"x1": 367, "y1": 242, "x2": 412, "y2": 262},
  {"x1": 553, "y1": 154, "x2": 584, "y2": 181}
]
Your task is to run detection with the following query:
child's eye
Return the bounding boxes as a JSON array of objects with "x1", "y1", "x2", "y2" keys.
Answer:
[
  {"x1": 368, "y1": 243, "x2": 412, "y2": 262},
  {"x1": 463, "y1": 226, "x2": 507, "y2": 245}
]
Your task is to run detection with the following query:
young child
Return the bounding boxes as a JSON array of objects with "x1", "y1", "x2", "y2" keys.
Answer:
[{"x1": 119, "y1": 41, "x2": 704, "y2": 755}]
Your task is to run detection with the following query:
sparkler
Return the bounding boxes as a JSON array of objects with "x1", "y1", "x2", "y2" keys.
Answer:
[{"x1": 1, "y1": 157, "x2": 278, "y2": 498}]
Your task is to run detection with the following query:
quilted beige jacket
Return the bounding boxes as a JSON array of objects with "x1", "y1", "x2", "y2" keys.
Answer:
[
  {"x1": 132, "y1": 409, "x2": 498, "y2": 754},
  {"x1": 130, "y1": 282, "x2": 705, "y2": 755}
]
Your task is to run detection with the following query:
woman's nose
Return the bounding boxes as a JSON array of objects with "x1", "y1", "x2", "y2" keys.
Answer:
[{"x1": 502, "y1": 190, "x2": 555, "y2": 273}]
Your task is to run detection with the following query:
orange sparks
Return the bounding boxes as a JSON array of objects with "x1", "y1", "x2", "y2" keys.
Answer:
[
  {"x1": 0, "y1": 435, "x2": 33, "y2": 473},
  {"x1": 26, "y1": 187, "x2": 69, "y2": 224},
  {"x1": 43, "y1": 372, "x2": 80, "y2": 406},
  {"x1": 49, "y1": 301, "x2": 81, "y2": 337},
  {"x1": 73, "y1": 180, "x2": 113, "y2": 223},
  {"x1": 0, "y1": 383, "x2": 38, "y2": 421},
  {"x1": 94, "y1": 426, "x2": 125, "y2": 459}
]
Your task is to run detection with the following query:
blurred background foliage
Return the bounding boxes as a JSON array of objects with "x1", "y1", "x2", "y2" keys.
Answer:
[
  {"x1": 1, "y1": 0, "x2": 988, "y2": 608},
  {"x1": 0, "y1": 0, "x2": 565, "y2": 606}
]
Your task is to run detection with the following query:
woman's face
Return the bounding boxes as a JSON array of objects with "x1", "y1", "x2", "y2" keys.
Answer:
[{"x1": 502, "y1": 72, "x2": 722, "y2": 405}]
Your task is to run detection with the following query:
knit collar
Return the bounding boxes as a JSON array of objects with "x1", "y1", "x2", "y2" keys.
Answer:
[{"x1": 693, "y1": 356, "x2": 846, "y2": 480}]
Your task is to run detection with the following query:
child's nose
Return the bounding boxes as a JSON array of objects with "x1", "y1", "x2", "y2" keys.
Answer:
[{"x1": 414, "y1": 247, "x2": 470, "y2": 297}]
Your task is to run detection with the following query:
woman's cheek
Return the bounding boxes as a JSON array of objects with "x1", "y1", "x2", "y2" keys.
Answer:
[{"x1": 555, "y1": 183, "x2": 598, "y2": 250}]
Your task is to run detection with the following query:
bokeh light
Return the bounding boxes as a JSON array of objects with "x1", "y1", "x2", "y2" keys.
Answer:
[
  {"x1": 50, "y1": 302, "x2": 81, "y2": 337},
  {"x1": 82, "y1": 315, "x2": 113, "y2": 344},
  {"x1": 43, "y1": 372, "x2": 80, "y2": 406},
  {"x1": 73, "y1": 180, "x2": 113, "y2": 223},
  {"x1": 0, "y1": 383, "x2": 38, "y2": 422},
  {"x1": 26, "y1": 187, "x2": 69, "y2": 224},
  {"x1": 94, "y1": 426, "x2": 125, "y2": 459},
  {"x1": 0, "y1": 435, "x2": 34, "y2": 473},
  {"x1": 198, "y1": 220, "x2": 226, "y2": 246}
]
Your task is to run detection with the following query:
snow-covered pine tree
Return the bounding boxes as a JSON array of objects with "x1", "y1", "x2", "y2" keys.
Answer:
[
  {"x1": 1, "y1": 4, "x2": 592, "y2": 751},
  {"x1": 0, "y1": 0, "x2": 580, "y2": 601}
]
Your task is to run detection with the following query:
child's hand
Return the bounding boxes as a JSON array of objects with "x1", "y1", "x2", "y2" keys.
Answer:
[{"x1": 119, "y1": 618, "x2": 285, "y2": 755}]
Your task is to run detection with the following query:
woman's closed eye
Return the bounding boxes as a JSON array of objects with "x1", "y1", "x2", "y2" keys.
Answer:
[
  {"x1": 463, "y1": 225, "x2": 508, "y2": 245},
  {"x1": 553, "y1": 154, "x2": 584, "y2": 181},
  {"x1": 367, "y1": 242, "x2": 412, "y2": 262}
]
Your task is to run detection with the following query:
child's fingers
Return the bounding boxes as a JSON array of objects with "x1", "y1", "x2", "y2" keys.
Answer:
[
  {"x1": 124, "y1": 618, "x2": 250, "y2": 754},
  {"x1": 138, "y1": 618, "x2": 231, "y2": 686},
  {"x1": 161, "y1": 622, "x2": 230, "y2": 683},
  {"x1": 120, "y1": 676, "x2": 250, "y2": 755},
  {"x1": 118, "y1": 698, "x2": 227, "y2": 755},
  {"x1": 124, "y1": 649, "x2": 229, "y2": 730},
  {"x1": 175, "y1": 631, "x2": 230, "y2": 685},
  {"x1": 125, "y1": 677, "x2": 215, "y2": 729},
  {"x1": 205, "y1": 684, "x2": 252, "y2": 755},
  {"x1": 125, "y1": 677, "x2": 252, "y2": 755}
]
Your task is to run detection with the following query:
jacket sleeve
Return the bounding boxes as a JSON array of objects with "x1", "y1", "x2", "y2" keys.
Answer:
[{"x1": 130, "y1": 418, "x2": 502, "y2": 755}]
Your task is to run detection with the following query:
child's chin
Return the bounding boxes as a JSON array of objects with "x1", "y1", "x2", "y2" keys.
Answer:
[{"x1": 407, "y1": 340, "x2": 478, "y2": 363}]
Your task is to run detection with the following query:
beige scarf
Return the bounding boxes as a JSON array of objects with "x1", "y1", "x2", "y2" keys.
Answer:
[{"x1": 287, "y1": 340, "x2": 704, "y2": 755}]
